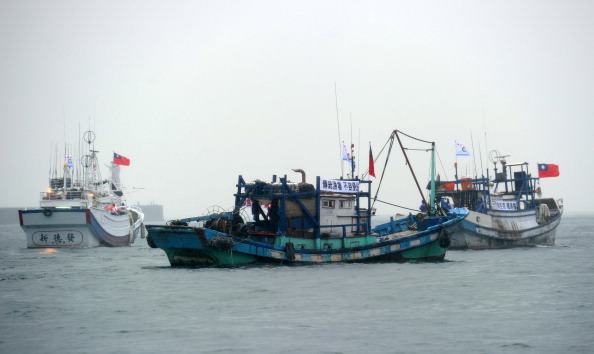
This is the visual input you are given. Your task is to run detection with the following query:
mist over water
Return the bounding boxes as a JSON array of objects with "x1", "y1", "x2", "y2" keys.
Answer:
[{"x1": 1, "y1": 217, "x2": 593, "y2": 353}]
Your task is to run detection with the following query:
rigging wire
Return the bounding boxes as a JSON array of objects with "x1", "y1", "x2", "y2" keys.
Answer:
[
  {"x1": 361, "y1": 133, "x2": 393, "y2": 180},
  {"x1": 435, "y1": 149, "x2": 449, "y2": 181},
  {"x1": 397, "y1": 130, "x2": 433, "y2": 144},
  {"x1": 370, "y1": 133, "x2": 395, "y2": 209},
  {"x1": 470, "y1": 131, "x2": 477, "y2": 177},
  {"x1": 371, "y1": 130, "x2": 436, "y2": 213},
  {"x1": 374, "y1": 199, "x2": 420, "y2": 212}
]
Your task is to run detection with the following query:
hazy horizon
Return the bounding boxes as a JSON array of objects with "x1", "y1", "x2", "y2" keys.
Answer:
[{"x1": 2, "y1": 1, "x2": 592, "y2": 219}]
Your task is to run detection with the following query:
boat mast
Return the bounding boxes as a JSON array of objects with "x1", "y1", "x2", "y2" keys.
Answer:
[
  {"x1": 394, "y1": 130, "x2": 436, "y2": 215},
  {"x1": 350, "y1": 142, "x2": 355, "y2": 179},
  {"x1": 429, "y1": 142, "x2": 436, "y2": 215},
  {"x1": 81, "y1": 131, "x2": 101, "y2": 192},
  {"x1": 334, "y1": 83, "x2": 344, "y2": 179},
  {"x1": 394, "y1": 130, "x2": 428, "y2": 213}
]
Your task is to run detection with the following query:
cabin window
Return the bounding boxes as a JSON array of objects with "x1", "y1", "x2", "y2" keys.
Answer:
[
  {"x1": 339, "y1": 200, "x2": 352, "y2": 209},
  {"x1": 322, "y1": 199, "x2": 335, "y2": 208}
]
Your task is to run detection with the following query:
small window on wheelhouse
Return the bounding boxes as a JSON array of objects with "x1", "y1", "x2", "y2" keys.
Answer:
[
  {"x1": 322, "y1": 199, "x2": 335, "y2": 208},
  {"x1": 339, "y1": 200, "x2": 352, "y2": 209}
]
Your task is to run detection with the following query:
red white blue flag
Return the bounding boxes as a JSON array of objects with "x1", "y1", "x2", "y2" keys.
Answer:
[
  {"x1": 113, "y1": 152, "x2": 130, "y2": 166},
  {"x1": 538, "y1": 163, "x2": 559, "y2": 178}
]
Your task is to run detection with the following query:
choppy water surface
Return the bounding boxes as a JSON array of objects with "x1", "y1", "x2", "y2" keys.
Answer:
[{"x1": 1, "y1": 217, "x2": 593, "y2": 353}]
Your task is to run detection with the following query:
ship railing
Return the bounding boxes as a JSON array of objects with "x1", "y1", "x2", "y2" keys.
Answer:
[
  {"x1": 40, "y1": 190, "x2": 87, "y2": 200},
  {"x1": 318, "y1": 222, "x2": 369, "y2": 238}
]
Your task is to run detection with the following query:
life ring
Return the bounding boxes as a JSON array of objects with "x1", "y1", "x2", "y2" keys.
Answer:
[
  {"x1": 285, "y1": 242, "x2": 295, "y2": 261},
  {"x1": 43, "y1": 209, "x2": 52, "y2": 217},
  {"x1": 438, "y1": 228, "x2": 451, "y2": 248}
]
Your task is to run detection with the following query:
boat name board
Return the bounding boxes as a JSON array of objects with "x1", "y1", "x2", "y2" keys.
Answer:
[
  {"x1": 32, "y1": 230, "x2": 84, "y2": 246},
  {"x1": 492, "y1": 200, "x2": 518, "y2": 211},
  {"x1": 320, "y1": 178, "x2": 359, "y2": 193}
]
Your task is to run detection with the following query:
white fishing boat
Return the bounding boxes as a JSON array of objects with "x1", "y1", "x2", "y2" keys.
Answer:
[
  {"x1": 19, "y1": 130, "x2": 145, "y2": 248},
  {"x1": 435, "y1": 151, "x2": 563, "y2": 249}
]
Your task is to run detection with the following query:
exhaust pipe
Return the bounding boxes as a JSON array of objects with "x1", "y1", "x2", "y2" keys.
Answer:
[{"x1": 292, "y1": 169, "x2": 306, "y2": 183}]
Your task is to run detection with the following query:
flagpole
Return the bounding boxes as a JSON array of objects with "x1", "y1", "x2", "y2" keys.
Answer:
[
  {"x1": 351, "y1": 143, "x2": 355, "y2": 179},
  {"x1": 335, "y1": 83, "x2": 343, "y2": 179},
  {"x1": 454, "y1": 141, "x2": 459, "y2": 191},
  {"x1": 471, "y1": 132, "x2": 478, "y2": 177},
  {"x1": 340, "y1": 140, "x2": 346, "y2": 179},
  {"x1": 430, "y1": 142, "x2": 436, "y2": 215},
  {"x1": 349, "y1": 114, "x2": 352, "y2": 179},
  {"x1": 357, "y1": 127, "x2": 361, "y2": 179},
  {"x1": 349, "y1": 113, "x2": 354, "y2": 179},
  {"x1": 455, "y1": 140, "x2": 458, "y2": 167}
]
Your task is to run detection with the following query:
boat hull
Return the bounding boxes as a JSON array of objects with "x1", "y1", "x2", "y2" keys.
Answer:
[
  {"x1": 449, "y1": 209, "x2": 562, "y2": 249},
  {"x1": 145, "y1": 221, "x2": 458, "y2": 267},
  {"x1": 19, "y1": 208, "x2": 145, "y2": 248}
]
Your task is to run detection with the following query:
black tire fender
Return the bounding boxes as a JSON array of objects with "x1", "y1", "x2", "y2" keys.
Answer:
[
  {"x1": 285, "y1": 242, "x2": 295, "y2": 261},
  {"x1": 439, "y1": 227, "x2": 451, "y2": 248}
]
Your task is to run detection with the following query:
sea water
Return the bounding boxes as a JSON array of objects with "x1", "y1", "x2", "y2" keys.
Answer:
[{"x1": 1, "y1": 217, "x2": 593, "y2": 354}]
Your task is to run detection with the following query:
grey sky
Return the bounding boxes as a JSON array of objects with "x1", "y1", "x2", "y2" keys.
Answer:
[{"x1": 1, "y1": 1, "x2": 592, "y2": 218}]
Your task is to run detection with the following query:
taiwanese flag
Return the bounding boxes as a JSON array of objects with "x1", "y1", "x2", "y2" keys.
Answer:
[
  {"x1": 538, "y1": 163, "x2": 559, "y2": 178},
  {"x1": 113, "y1": 152, "x2": 130, "y2": 166},
  {"x1": 369, "y1": 145, "x2": 376, "y2": 178}
]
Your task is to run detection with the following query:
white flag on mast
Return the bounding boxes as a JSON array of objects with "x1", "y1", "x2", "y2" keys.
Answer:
[
  {"x1": 342, "y1": 143, "x2": 351, "y2": 162},
  {"x1": 455, "y1": 142, "x2": 471, "y2": 156}
]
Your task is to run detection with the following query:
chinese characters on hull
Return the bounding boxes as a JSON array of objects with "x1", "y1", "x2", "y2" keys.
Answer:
[{"x1": 32, "y1": 231, "x2": 84, "y2": 246}]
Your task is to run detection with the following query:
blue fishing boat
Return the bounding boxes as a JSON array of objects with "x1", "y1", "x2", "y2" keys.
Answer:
[
  {"x1": 435, "y1": 151, "x2": 563, "y2": 249},
  {"x1": 145, "y1": 130, "x2": 465, "y2": 266}
]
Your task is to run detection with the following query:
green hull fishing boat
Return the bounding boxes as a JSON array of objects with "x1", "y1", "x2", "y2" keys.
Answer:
[{"x1": 146, "y1": 130, "x2": 465, "y2": 266}]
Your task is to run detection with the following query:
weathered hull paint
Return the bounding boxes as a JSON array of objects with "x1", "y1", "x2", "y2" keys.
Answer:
[
  {"x1": 449, "y1": 209, "x2": 562, "y2": 249},
  {"x1": 164, "y1": 247, "x2": 258, "y2": 266},
  {"x1": 158, "y1": 242, "x2": 446, "y2": 266},
  {"x1": 146, "y1": 222, "x2": 455, "y2": 267}
]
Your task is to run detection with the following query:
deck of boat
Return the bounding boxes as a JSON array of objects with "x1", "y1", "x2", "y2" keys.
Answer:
[{"x1": 376, "y1": 229, "x2": 418, "y2": 241}]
